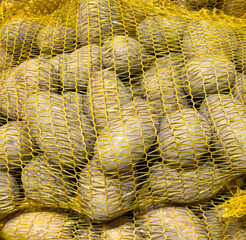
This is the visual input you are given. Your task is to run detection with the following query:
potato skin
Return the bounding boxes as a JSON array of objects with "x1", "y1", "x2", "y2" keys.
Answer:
[
  {"x1": 22, "y1": 92, "x2": 95, "y2": 169},
  {"x1": 200, "y1": 94, "x2": 246, "y2": 173},
  {"x1": 149, "y1": 161, "x2": 224, "y2": 203},
  {"x1": 158, "y1": 108, "x2": 211, "y2": 167},
  {"x1": 2, "y1": 211, "x2": 76, "y2": 239},
  {"x1": 79, "y1": 161, "x2": 135, "y2": 221},
  {"x1": 92, "y1": 98, "x2": 157, "y2": 172},
  {"x1": 0, "y1": 171, "x2": 20, "y2": 220},
  {"x1": 135, "y1": 204, "x2": 208, "y2": 239},
  {"x1": 36, "y1": 25, "x2": 76, "y2": 54},
  {"x1": 87, "y1": 70, "x2": 132, "y2": 132},
  {"x1": 102, "y1": 36, "x2": 147, "y2": 76},
  {"x1": 22, "y1": 155, "x2": 76, "y2": 208},
  {"x1": 183, "y1": 53, "x2": 236, "y2": 99},
  {"x1": 53, "y1": 44, "x2": 101, "y2": 92},
  {"x1": 0, "y1": 121, "x2": 34, "y2": 172},
  {"x1": 0, "y1": 58, "x2": 60, "y2": 120}
]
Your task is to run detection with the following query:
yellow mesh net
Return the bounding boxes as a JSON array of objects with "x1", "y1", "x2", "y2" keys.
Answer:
[{"x1": 0, "y1": 0, "x2": 245, "y2": 239}]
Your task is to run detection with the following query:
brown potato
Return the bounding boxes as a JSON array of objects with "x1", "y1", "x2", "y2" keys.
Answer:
[
  {"x1": 53, "y1": 44, "x2": 101, "y2": 91},
  {"x1": 79, "y1": 161, "x2": 135, "y2": 221},
  {"x1": 149, "y1": 161, "x2": 225, "y2": 203},
  {"x1": 22, "y1": 92, "x2": 95, "y2": 169},
  {"x1": 0, "y1": 121, "x2": 34, "y2": 171},
  {"x1": 92, "y1": 98, "x2": 157, "y2": 172},
  {"x1": 0, "y1": 171, "x2": 20, "y2": 220},
  {"x1": 232, "y1": 72, "x2": 246, "y2": 104},
  {"x1": 222, "y1": 0, "x2": 246, "y2": 18},
  {"x1": 135, "y1": 204, "x2": 208, "y2": 239},
  {"x1": 22, "y1": 155, "x2": 76, "y2": 208},
  {"x1": 87, "y1": 70, "x2": 132, "y2": 132},
  {"x1": 200, "y1": 94, "x2": 246, "y2": 173},
  {"x1": 158, "y1": 108, "x2": 211, "y2": 167},
  {"x1": 36, "y1": 25, "x2": 76, "y2": 54},
  {"x1": 102, "y1": 36, "x2": 147, "y2": 76},
  {"x1": 0, "y1": 58, "x2": 60, "y2": 120},
  {"x1": 1, "y1": 211, "x2": 76, "y2": 239},
  {"x1": 137, "y1": 15, "x2": 186, "y2": 56},
  {"x1": 183, "y1": 53, "x2": 236, "y2": 99}
]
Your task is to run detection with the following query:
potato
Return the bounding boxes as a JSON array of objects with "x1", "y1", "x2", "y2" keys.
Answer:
[
  {"x1": 36, "y1": 25, "x2": 76, "y2": 54},
  {"x1": 22, "y1": 155, "x2": 76, "y2": 208},
  {"x1": 79, "y1": 161, "x2": 135, "y2": 221},
  {"x1": 200, "y1": 94, "x2": 246, "y2": 173},
  {"x1": 1, "y1": 211, "x2": 76, "y2": 239},
  {"x1": 0, "y1": 58, "x2": 60, "y2": 120},
  {"x1": 0, "y1": 18, "x2": 42, "y2": 54},
  {"x1": 149, "y1": 161, "x2": 224, "y2": 203},
  {"x1": 92, "y1": 98, "x2": 157, "y2": 172},
  {"x1": 204, "y1": 209, "x2": 246, "y2": 240},
  {"x1": 175, "y1": 0, "x2": 221, "y2": 10},
  {"x1": 0, "y1": 171, "x2": 20, "y2": 220},
  {"x1": 0, "y1": 48, "x2": 13, "y2": 72},
  {"x1": 77, "y1": 0, "x2": 125, "y2": 45},
  {"x1": 183, "y1": 53, "x2": 236, "y2": 99},
  {"x1": 22, "y1": 92, "x2": 95, "y2": 169},
  {"x1": 0, "y1": 121, "x2": 34, "y2": 172},
  {"x1": 137, "y1": 15, "x2": 186, "y2": 56},
  {"x1": 158, "y1": 108, "x2": 211, "y2": 167},
  {"x1": 102, "y1": 36, "x2": 147, "y2": 76},
  {"x1": 102, "y1": 216, "x2": 141, "y2": 239},
  {"x1": 63, "y1": 91, "x2": 93, "y2": 127},
  {"x1": 182, "y1": 19, "x2": 238, "y2": 59},
  {"x1": 87, "y1": 70, "x2": 132, "y2": 132},
  {"x1": 222, "y1": 0, "x2": 246, "y2": 18},
  {"x1": 141, "y1": 53, "x2": 189, "y2": 118},
  {"x1": 235, "y1": 31, "x2": 246, "y2": 72},
  {"x1": 232, "y1": 72, "x2": 246, "y2": 103},
  {"x1": 53, "y1": 44, "x2": 101, "y2": 91},
  {"x1": 135, "y1": 204, "x2": 208, "y2": 239}
]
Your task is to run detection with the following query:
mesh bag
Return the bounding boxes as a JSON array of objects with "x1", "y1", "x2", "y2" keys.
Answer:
[{"x1": 0, "y1": 0, "x2": 245, "y2": 239}]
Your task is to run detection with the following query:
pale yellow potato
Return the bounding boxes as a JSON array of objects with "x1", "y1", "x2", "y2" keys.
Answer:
[
  {"x1": 183, "y1": 53, "x2": 236, "y2": 99},
  {"x1": 0, "y1": 48, "x2": 13, "y2": 72},
  {"x1": 141, "y1": 53, "x2": 189, "y2": 118},
  {"x1": 92, "y1": 98, "x2": 157, "y2": 172},
  {"x1": 103, "y1": 216, "x2": 141, "y2": 240},
  {"x1": 79, "y1": 161, "x2": 135, "y2": 221},
  {"x1": 53, "y1": 44, "x2": 101, "y2": 91},
  {"x1": 135, "y1": 204, "x2": 208, "y2": 239},
  {"x1": 182, "y1": 19, "x2": 238, "y2": 60},
  {"x1": 2, "y1": 211, "x2": 75, "y2": 239},
  {"x1": 102, "y1": 36, "x2": 147, "y2": 76},
  {"x1": 22, "y1": 92, "x2": 95, "y2": 169},
  {"x1": 87, "y1": 69, "x2": 132, "y2": 132},
  {"x1": 149, "y1": 161, "x2": 224, "y2": 203},
  {"x1": 137, "y1": 15, "x2": 186, "y2": 55},
  {"x1": 0, "y1": 171, "x2": 20, "y2": 220},
  {"x1": 0, "y1": 121, "x2": 34, "y2": 171},
  {"x1": 158, "y1": 108, "x2": 211, "y2": 167},
  {"x1": 200, "y1": 94, "x2": 246, "y2": 173},
  {"x1": 22, "y1": 155, "x2": 76, "y2": 208},
  {"x1": 36, "y1": 25, "x2": 76, "y2": 54},
  {"x1": 232, "y1": 72, "x2": 246, "y2": 104},
  {"x1": 0, "y1": 18, "x2": 43, "y2": 54},
  {"x1": 0, "y1": 58, "x2": 60, "y2": 120},
  {"x1": 77, "y1": 0, "x2": 126, "y2": 45}
]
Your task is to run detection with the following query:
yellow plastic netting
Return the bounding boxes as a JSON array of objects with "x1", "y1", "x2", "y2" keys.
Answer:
[{"x1": 0, "y1": 0, "x2": 245, "y2": 239}]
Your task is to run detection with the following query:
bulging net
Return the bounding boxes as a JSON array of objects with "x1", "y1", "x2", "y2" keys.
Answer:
[{"x1": 0, "y1": 0, "x2": 245, "y2": 239}]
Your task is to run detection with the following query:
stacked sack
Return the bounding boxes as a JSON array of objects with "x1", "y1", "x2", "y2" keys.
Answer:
[{"x1": 0, "y1": 0, "x2": 245, "y2": 239}]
